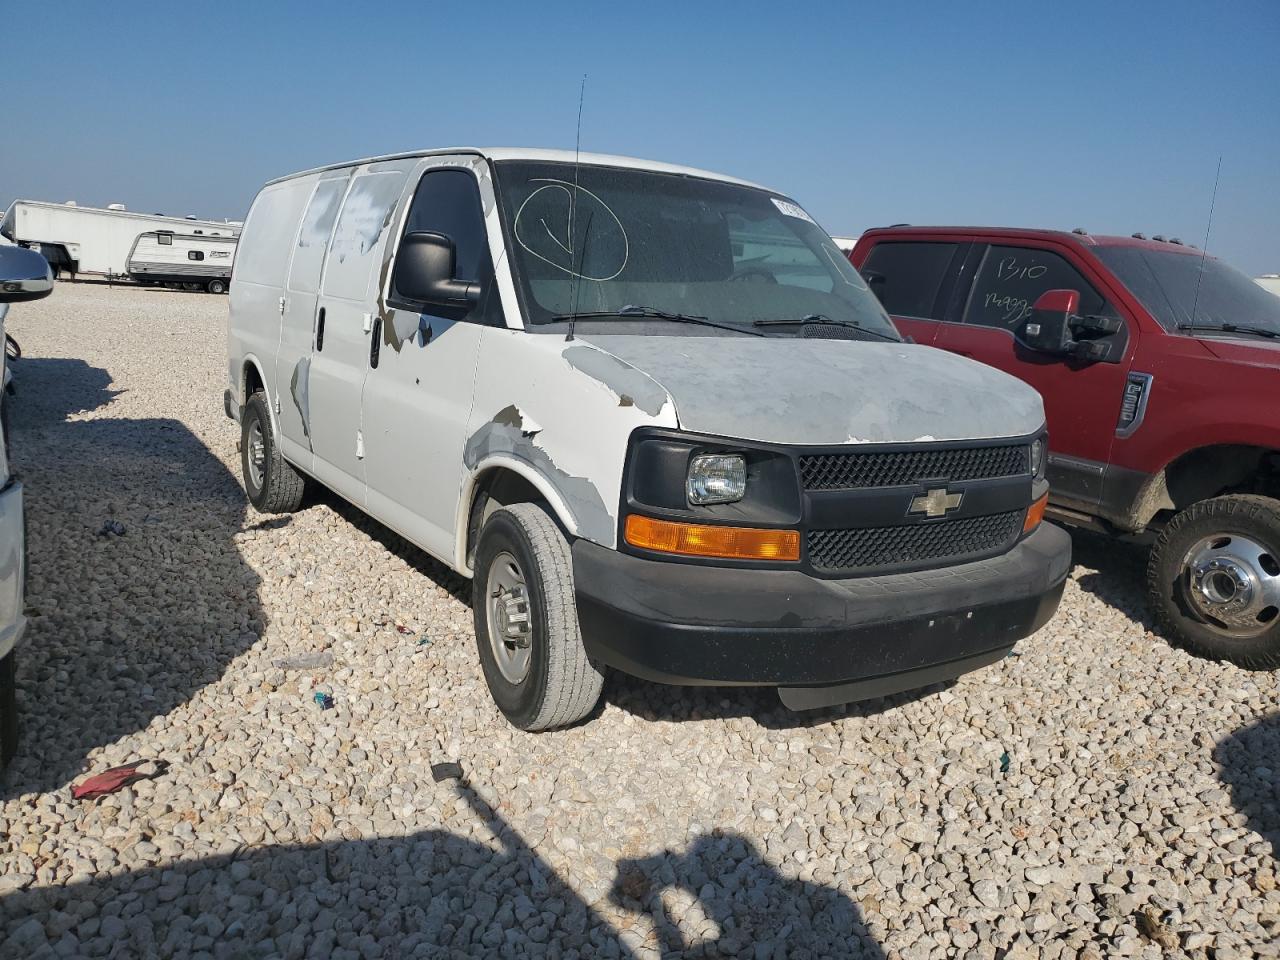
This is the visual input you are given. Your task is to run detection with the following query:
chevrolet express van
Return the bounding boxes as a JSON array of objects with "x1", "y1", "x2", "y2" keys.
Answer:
[{"x1": 226, "y1": 149, "x2": 1071, "y2": 730}]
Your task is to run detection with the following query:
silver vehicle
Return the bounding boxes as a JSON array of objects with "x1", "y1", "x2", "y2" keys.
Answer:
[
  {"x1": 227, "y1": 148, "x2": 1071, "y2": 730},
  {"x1": 0, "y1": 244, "x2": 53, "y2": 767}
]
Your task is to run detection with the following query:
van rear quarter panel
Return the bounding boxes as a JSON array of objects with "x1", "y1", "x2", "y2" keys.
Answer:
[{"x1": 228, "y1": 178, "x2": 316, "y2": 417}]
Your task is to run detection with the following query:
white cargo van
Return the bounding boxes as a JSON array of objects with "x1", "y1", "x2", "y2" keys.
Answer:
[{"x1": 227, "y1": 148, "x2": 1071, "y2": 730}]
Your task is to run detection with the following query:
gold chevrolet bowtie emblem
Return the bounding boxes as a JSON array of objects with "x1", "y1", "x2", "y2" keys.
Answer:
[{"x1": 909, "y1": 488, "x2": 963, "y2": 518}]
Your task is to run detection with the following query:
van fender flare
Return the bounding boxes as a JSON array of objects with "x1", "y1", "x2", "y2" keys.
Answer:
[
  {"x1": 239, "y1": 353, "x2": 280, "y2": 437},
  {"x1": 454, "y1": 455, "x2": 592, "y2": 574}
]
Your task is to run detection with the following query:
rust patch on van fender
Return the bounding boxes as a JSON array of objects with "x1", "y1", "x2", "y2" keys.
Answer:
[
  {"x1": 464, "y1": 405, "x2": 613, "y2": 545},
  {"x1": 562, "y1": 345, "x2": 669, "y2": 417},
  {"x1": 290, "y1": 356, "x2": 311, "y2": 442}
]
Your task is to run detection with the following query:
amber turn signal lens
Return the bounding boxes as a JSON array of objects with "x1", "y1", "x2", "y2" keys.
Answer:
[
  {"x1": 624, "y1": 515, "x2": 801, "y2": 561},
  {"x1": 1023, "y1": 492, "x2": 1049, "y2": 533}
]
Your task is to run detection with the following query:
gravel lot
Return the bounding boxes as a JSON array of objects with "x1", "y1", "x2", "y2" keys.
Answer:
[{"x1": 0, "y1": 282, "x2": 1276, "y2": 959}]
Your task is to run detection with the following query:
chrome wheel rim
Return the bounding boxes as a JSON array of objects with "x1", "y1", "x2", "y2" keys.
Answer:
[
  {"x1": 485, "y1": 551, "x2": 532, "y2": 684},
  {"x1": 247, "y1": 419, "x2": 266, "y2": 491},
  {"x1": 1180, "y1": 533, "x2": 1280, "y2": 637}
]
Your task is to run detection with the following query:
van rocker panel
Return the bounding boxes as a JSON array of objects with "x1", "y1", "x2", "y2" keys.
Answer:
[{"x1": 573, "y1": 521, "x2": 1070, "y2": 689}]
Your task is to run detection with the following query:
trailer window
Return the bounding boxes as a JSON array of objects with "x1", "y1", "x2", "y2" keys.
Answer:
[
  {"x1": 157, "y1": 233, "x2": 173, "y2": 245},
  {"x1": 188, "y1": 251, "x2": 205, "y2": 261}
]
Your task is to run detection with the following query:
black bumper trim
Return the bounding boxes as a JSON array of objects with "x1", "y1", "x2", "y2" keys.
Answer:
[{"x1": 573, "y1": 522, "x2": 1070, "y2": 691}]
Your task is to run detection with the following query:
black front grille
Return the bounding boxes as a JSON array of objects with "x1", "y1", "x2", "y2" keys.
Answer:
[
  {"x1": 808, "y1": 510, "x2": 1023, "y2": 573},
  {"x1": 800, "y1": 445, "x2": 1028, "y2": 491}
]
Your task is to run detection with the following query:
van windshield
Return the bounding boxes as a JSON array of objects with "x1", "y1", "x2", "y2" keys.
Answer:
[
  {"x1": 1095, "y1": 245, "x2": 1280, "y2": 337},
  {"x1": 493, "y1": 160, "x2": 897, "y2": 340}
]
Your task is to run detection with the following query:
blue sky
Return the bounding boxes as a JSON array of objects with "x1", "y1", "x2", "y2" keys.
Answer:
[{"x1": 3, "y1": 1, "x2": 1277, "y2": 273}]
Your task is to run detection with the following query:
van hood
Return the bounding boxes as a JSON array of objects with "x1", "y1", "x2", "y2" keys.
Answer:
[{"x1": 570, "y1": 335, "x2": 1044, "y2": 445}]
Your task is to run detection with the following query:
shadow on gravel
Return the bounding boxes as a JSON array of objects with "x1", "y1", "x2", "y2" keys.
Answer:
[
  {"x1": 2, "y1": 358, "x2": 263, "y2": 797},
  {"x1": 604, "y1": 672, "x2": 952, "y2": 730},
  {"x1": 0, "y1": 779, "x2": 884, "y2": 958},
  {"x1": 1068, "y1": 527, "x2": 1156, "y2": 628},
  {"x1": 1215, "y1": 713, "x2": 1280, "y2": 857}
]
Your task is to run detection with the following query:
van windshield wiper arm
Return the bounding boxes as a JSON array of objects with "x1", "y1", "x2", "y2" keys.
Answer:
[
  {"x1": 1178, "y1": 322, "x2": 1277, "y2": 340},
  {"x1": 753, "y1": 314, "x2": 901, "y2": 342},
  {"x1": 548, "y1": 304, "x2": 764, "y2": 336}
]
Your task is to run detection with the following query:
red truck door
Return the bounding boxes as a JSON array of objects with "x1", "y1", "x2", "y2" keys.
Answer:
[
  {"x1": 853, "y1": 240, "x2": 971, "y2": 346},
  {"x1": 932, "y1": 240, "x2": 1137, "y2": 511}
]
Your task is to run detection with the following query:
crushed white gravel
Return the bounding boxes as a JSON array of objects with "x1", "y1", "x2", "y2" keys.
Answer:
[{"x1": 0, "y1": 282, "x2": 1276, "y2": 959}]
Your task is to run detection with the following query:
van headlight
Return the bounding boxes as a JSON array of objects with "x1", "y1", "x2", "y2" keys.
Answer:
[
  {"x1": 687, "y1": 454, "x2": 746, "y2": 505},
  {"x1": 1030, "y1": 437, "x2": 1047, "y2": 480}
]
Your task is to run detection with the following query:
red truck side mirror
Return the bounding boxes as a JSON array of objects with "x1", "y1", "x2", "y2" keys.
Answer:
[{"x1": 1023, "y1": 289, "x2": 1119, "y2": 363}]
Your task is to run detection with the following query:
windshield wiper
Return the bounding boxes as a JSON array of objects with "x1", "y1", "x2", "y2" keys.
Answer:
[
  {"x1": 1178, "y1": 322, "x2": 1277, "y2": 340},
  {"x1": 547, "y1": 304, "x2": 764, "y2": 336},
  {"x1": 753, "y1": 314, "x2": 901, "y2": 342}
]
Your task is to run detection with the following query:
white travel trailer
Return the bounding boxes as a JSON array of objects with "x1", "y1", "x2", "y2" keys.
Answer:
[
  {"x1": 226, "y1": 147, "x2": 1070, "y2": 730},
  {"x1": 128, "y1": 231, "x2": 237, "y2": 293},
  {"x1": 0, "y1": 200, "x2": 239, "y2": 279}
]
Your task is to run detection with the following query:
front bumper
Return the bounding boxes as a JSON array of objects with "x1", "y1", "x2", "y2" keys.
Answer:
[
  {"x1": 573, "y1": 521, "x2": 1071, "y2": 707},
  {"x1": 0, "y1": 480, "x2": 26, "y2": 662}
]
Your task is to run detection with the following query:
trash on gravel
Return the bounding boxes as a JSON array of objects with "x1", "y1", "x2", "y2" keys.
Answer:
[
  {"x1": 395, "y1": 624, "x2": 413, "y2": 635},
  {"x1": 313, "y1": 690, "x2": 334, "y2": 710},
  {"x1": 999, "y1": 751, "x2": 1011, "y2": 774},
  {"x1": 430, "y1": 761, "x2": 464, "y2": 783},
  {"x1": 97, "y1": 519, "x2": 127, "y2": 537},
  {"x1": 271, "y1": 651, "x2": 333, "y2": 670},
  {"x1": 416, "y1": 633, "x2": 433, "y2": 647},
  {"x1": 71, "y1": 760, "x2": 168, "y2": 800}
]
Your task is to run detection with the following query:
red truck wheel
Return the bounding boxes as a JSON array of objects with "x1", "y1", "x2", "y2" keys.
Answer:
[{"x1": 1148, "y1": 494, "x2": 1280, "y2": 670}]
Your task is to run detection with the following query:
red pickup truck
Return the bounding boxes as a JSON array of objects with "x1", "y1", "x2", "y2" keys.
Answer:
[{"x1": 850, "y1": 227, "x2": 1280, "y2": 669}]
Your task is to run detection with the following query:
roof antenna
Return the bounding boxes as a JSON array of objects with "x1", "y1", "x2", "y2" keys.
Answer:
[
  {"x1": 1189, "y1": 156, "x2": 1222, "y2": 326},
  {"x1": 566, "y1": 74, "x2": 587, "y2": 342}
]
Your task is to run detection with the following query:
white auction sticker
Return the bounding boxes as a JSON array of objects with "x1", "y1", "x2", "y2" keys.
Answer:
[{"x1": 771, "y1": 197, "x2": 816, "y2": 224}]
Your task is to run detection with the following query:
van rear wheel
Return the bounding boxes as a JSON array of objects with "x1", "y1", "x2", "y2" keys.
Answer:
[
  {"x1": 472, "y1": 503, "x2": 604, "y2": 731},
  {"x1": 1148, "y1": 494, "x2": 1280, "y2": 670},
  {"x1": 241, "y1": 391, "x2": 306, "y2": 514}
]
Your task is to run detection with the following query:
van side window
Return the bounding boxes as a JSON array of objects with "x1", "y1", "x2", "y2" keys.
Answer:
[
  {"x1": 157, "y1": 233, "x2": 173, "y2": 246},
  {"x1": 860, "y1": 242, "x2": 959, "y2": 320},
  {"x1": 394, "y1": 169, "x2": 498, "y2": 324},
  {"x1": 188, "y1": 250, "x2": 205, "y2": 261},
  {"x1": 964, "y1": 245, "x2": 1109, "y2": 331}
]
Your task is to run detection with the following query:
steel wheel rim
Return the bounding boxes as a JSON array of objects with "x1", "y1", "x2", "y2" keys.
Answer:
[
  {"x1": 486, "y1": 551, "x2": 532, "y2": 684},
  {"x1": 1180, "y1": 532, "x2": 1280, "y2": 638},
  {"x1": 247, "y1": 419, "x2": 266, "y2": 491}
]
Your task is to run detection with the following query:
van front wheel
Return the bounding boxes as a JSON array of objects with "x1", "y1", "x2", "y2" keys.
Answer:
[
  {"x1": 1148, "y1": 494, "x2": 1280, "y2": 670},
  {"x1": 472, "y1": 503, "x2": 604, "y2": 731},
  {"x1": 241, "y1": 391, "x2": 306, "y2": 514}
]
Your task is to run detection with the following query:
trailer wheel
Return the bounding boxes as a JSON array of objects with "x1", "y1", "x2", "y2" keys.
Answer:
[
  {"x1": 207, "y1": 279, "x2": 226, "y2": 294},
  {"x1": 1148, "y1": 494, "x2": 1280, "y2": 670},
  {"x1": 241, "y1": 391, "x2": 306, "y2": 514},
  {"x1": 472, "y1": 503, "x2": 604, "y2": 731}
]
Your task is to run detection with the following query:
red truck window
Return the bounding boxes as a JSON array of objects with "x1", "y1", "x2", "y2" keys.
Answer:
[
  {"x1": 860, "y1": 241, "x2": 959, "y2": 320},
  {"x1": 963, "y1": 245, "x2": 1109, "y2": 331}
]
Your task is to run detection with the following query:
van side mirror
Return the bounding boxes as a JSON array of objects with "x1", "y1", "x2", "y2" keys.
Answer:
[
  {"x1": 0, "y1": 246, "x2": 54, "y2": 304},
  {"x1": 391, "y1": 232, "x2": 479, "y2": 310},
  {"x1": 1023, "y1": 289, "x2": 1078, "y2": 354}
]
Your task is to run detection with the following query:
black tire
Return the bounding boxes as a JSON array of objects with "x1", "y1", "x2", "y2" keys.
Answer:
[
  {"x1": 472, "y1": 503, "x2": 603, "y2": 731},
  {"x1": 240, "y1": 391, "x2": 306, "y2": 514},
  {"x1": 1147, "y1": 494, "x2": 1280, "y2": 670},
  {"x1": 207, "y1": 279, "x2": 226, "y2": 294},
  {"x1": 1, "y1": 650, "x2": 17, "y2": 769}
]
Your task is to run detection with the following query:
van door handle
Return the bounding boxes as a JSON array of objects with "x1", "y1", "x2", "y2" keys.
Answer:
[
  {"x1": 315, "y1": 307, "x2": 326, "y2": 352},
  {"x1": 370, "y1": 317, "x2": 382, "y2": 369}
]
